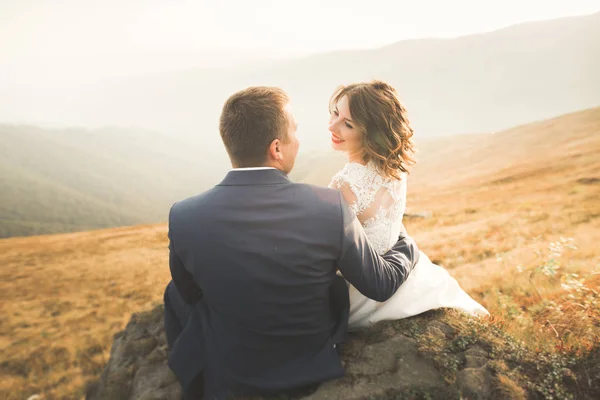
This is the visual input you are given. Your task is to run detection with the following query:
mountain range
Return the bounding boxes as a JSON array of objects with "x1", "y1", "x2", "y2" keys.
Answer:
[
  {"x1": 1, "y1": 12, "x2": 599, "y2": 237},
  {"x1": 1, "y1": 12, "x2": 598, "y2": 147}
]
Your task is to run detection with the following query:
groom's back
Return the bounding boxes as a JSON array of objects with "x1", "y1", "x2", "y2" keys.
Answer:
[{"x1": 168, "y1": 169, "x2": 346, "y2": 397}]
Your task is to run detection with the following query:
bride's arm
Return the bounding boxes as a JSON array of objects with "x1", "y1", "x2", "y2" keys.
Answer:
[{"x1": 335, "y1": 194, "x2": 419, "y2": 301}]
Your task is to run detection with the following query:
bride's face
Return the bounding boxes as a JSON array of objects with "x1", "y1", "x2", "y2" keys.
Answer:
[{"x1": 328, "y1": 95, "x2": 363, "y2": 159}]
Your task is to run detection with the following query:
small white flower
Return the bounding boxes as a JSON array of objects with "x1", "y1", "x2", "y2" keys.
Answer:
[
  {"x1": 548, "y1": 241, "x2": 563, "y2": 258},
  {"x1": 561, "y1": 274, "x2": 586, "y2": 292},
  {"x1": 516, "y1": 265, "x2": 524, "y2": 273},
  {"x1": 540, "y1": 262, "x2": 560, "y2": 276}
]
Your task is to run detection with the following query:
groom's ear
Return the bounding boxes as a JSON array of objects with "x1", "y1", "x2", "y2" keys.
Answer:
[{"x1": 268, "y1": 138, "x2": 283, "y2": 160}]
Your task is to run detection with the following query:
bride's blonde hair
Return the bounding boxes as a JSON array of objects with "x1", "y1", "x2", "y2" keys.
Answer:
[{"x1": 330, "y1": 80, "x2": 416, "y2": 180}]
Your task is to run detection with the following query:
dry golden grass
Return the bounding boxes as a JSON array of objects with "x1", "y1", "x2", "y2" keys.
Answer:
[
  {"x1": 0, "y1": 225, "x2": 172, "y2": 399},
  {"x1": 1, "y1": 107, "x2": 599, "y2": 399},
  {"x1": 407, "y1": 108, "x2": 600, "y2": 354}
]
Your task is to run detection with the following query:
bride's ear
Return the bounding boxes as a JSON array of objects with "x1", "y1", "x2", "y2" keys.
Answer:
[{"x1": 268, "y1": 138, "x2": 283, "y2": 160}]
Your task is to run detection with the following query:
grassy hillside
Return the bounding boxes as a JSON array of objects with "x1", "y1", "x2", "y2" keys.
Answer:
[
  {"x1": 1, "y1": 108, "x2": 599, "y2": 399},
  {"x1": 0, "y1": 125, "x2": 227, "y2": 238}
]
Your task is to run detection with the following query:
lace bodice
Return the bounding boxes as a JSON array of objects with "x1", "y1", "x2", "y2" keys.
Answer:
[{"x1": 329, "y1": 162, "x2": 407, "y2": 255}]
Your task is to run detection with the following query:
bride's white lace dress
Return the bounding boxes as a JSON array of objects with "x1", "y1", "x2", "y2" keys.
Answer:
[{"x1": 330, "y1": 161, "x2": 489, "y2": 329}]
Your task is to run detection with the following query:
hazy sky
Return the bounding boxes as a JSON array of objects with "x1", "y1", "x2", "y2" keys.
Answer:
[{"x1": 1, "y1": 0, "x2": 599, "y2": 87}]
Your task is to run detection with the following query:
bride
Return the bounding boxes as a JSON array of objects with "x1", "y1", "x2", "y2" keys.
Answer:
[{"x1": 326, "y1": 80, "x2": 489, "y2": 329}]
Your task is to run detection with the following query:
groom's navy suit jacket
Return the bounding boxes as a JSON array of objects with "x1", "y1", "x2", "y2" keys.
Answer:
[{"x1": 167, "y1": 168, "x2": 419, "y2": 399}]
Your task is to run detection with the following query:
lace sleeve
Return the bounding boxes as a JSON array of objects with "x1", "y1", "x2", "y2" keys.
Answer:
[
  {"x1": 329, "y1": 168, "x2": 406, "y2": 226},
  {"x1": 329, "y1": 174, "x2": 360, "y2": 216},
  {"x1": 396, "y1": 175, "x2": 407, "y2": 218},
  {"x1": 331, "y1": 164, "x2": 408, "y2": 254}
]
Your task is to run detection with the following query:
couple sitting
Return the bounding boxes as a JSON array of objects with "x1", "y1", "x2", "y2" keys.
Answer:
[{"x1": 163, "y1": 81, "x2": 489, "y2": 399}]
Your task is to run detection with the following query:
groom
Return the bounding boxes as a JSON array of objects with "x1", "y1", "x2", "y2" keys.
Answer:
[{"x1": 164, "y1": 86, "x2": 420, "y2": 399}]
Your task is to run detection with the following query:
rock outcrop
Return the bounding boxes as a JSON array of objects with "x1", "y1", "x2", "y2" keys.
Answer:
[{"x1": 87, "y1": 306, "x2": 598, "y2": 400}]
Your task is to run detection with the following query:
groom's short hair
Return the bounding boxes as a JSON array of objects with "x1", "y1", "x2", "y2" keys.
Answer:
[{"x1": 219, "y1": 86, "x2": 290, "y2": 167}]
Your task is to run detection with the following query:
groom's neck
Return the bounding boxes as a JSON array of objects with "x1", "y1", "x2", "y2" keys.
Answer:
[{"x1": 231, "y1": 159, "x2": 283, "y2": 171}]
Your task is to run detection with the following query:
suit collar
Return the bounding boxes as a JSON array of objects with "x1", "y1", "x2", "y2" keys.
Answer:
[
  {"x1": 231, "y1": 167, "x2": 276, "y2": 171},
  {"x1": 218, "y1": 168, "x2": 291, "y2": 186}
]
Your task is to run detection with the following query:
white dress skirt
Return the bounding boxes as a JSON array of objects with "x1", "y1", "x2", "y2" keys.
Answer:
[{"x1": 329, "y1": 162, "x2": 489, "y2": 330}]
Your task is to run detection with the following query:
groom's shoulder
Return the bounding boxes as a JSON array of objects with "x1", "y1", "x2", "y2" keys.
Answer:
[
  {"x1": 169, "y1": 182, "x2": 343, "y2": 215},
  {"x1": 289, "y1": 181, "x2": 342, "y2": 208},
  {"x1": 169, "y1": 187, "x2": 218, "y2": 216}
]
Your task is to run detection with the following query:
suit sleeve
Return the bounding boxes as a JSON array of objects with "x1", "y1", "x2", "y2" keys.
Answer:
[
  {"x1": 168, "y1": 205, "x2": 203, "y2": 305},
  {"x1": 335, "y1": 194, "x2": 420, "y2": 302}
]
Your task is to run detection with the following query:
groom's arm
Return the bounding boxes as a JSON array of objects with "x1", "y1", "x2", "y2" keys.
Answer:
[
  {"x1": 168, "y1": 207, "x2": 203, "y2": 305},
  {"x1": 335, "y1": 196, "x2": 419, "y2": 302}
]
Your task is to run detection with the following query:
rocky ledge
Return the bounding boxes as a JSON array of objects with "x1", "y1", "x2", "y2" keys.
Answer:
[{"x1": 86, "y1": 306, "x2": 599, "y2": 400}]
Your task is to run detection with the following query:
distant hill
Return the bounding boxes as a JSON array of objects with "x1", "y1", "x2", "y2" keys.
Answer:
[
  {"x1": 2, "y1": 12, "x2": 599, "y2": 238},
  {"x1": 0, "y1": 12, "x2": 598, "y2": 153},
  {"x1": 293, "y1": 106, "x2": 600, "y2": 189},
  {"x1": 2, "y1": 107, "x2": 598, "y2": 238},
  {"x1": 0, "y1": 125, "x2": 225, "y2": 238}
]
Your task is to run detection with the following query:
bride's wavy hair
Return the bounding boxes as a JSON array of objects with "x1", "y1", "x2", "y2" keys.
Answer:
[{"x1": 330, "y1": 80, "x2": 416, "y2": 180}]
